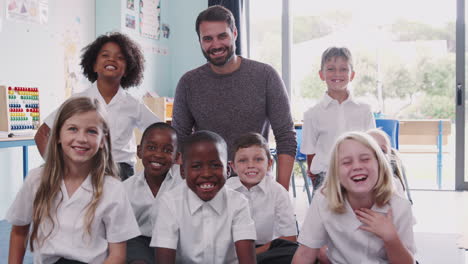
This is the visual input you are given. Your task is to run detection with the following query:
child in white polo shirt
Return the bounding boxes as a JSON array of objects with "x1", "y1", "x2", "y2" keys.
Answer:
[
  {"x1": 35, "y1": 32, "x2": 160, "y2": 180},
  {"x1": 227, "y1": 132, "x2": 298, "y2": 264},
  {"x1": 151, "y1": 130, "x2": 257, "y2": 264},
  {"x1": 301, "y1": 47, "x2": 375, "y2": 196},
  {"x1": 7, "y1": 97, "x2": 140, "y2": 264},
  {"x1": 124, "y1": 122, "x2": 183, "y2": 264},
  {"x1": 292, "y1": 132, "x2": 416, "y2": 264}
]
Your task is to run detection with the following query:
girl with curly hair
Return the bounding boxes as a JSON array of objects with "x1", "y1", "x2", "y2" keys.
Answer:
[{"x1": 35, "y1": 32, "x2": 160, "y2": 180}]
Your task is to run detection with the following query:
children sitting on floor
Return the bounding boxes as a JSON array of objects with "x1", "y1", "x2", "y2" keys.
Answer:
[
  {"x1": 226, "y1": 132, "x2": 298, "y2": 264},
  {"x1": 292, "y1": 131, "x2": 416, "y2": 264},
  {"x1": 124, "y1": 122, "x2": 183, "y2": 264},
  {"x1": 7, "y1": 97, "x2": 139, "y2": 264},
  {"x1": 150, "y1": 130, "x2": 257, "y2": 264}
]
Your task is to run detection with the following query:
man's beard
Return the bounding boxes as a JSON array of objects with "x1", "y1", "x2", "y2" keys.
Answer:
[{"x1": 202, "y1": 45, "x2": 235, "y2": 67}]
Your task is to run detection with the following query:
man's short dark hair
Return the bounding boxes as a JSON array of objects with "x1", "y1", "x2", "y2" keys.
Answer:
[{"x1": 195, "y1": 5, "x2": 236, "y2": 39}]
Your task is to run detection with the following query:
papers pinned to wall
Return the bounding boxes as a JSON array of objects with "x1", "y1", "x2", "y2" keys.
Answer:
[{"x1": 6, "y1": 0, "x2": 48, "y2": 24}]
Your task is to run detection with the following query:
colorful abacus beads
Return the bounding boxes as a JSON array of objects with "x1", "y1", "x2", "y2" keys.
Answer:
[{"x1": 6, "y1": 86, "x2": 40, "y2": 131}]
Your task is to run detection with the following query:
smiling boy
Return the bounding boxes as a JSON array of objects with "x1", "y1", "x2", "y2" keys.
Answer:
[
  {"x1": 301, "y1": 47, "x2": 376, "y2": 196},
  {"x1": 123, "y1": 122, "x2": 183, "y2": 264},
  {"x1": 150, "y1": 130, "x2": 256, "y2": 264}
]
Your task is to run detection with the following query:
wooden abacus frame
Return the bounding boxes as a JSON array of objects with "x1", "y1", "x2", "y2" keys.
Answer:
[{"x1": 0, "y1": 85, "x2": 40, "y2": 133}]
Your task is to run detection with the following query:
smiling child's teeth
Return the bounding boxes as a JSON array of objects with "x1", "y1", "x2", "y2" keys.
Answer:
[
  {"x1": 74, "y1": 146, "x2": 87, "y2": 151},
  {"x1": 105, "y1": 65, "x2": 116, "y2": 70},
  {"x1": 352, "y1": 176, "x2": 366, "y2": 181},
  {"x1": 200, "y1": 183, "x2": 214, "y2": 189}
]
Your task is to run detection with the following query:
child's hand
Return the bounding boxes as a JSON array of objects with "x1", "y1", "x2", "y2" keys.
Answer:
[{"x1": 355, "y1": 208, "x2": 398, "y2": 242}]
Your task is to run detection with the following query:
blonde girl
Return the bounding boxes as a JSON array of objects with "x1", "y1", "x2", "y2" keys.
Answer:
[
  {"x1": 7, "y1": 97, "x2": 140, "y2": 264},
  {"x1": 292, "y1": 131, "x2": 416, "y2": 264}
]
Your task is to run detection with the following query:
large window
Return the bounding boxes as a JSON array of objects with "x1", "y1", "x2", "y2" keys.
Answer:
[{"x1": 249, "y1": 0, "x2": 458, "y2": 190}]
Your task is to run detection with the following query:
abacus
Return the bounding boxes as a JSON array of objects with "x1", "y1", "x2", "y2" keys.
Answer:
[{"x1": 0, "y1": 85, "x2": 40, "y2": 133}]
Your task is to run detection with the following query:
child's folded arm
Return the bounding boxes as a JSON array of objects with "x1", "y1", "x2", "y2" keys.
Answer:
[
  {"x1": 156, "y1": 247, "x2": 177, "y2": 264},
  {"x1": 234, "y1": 239, "x2": 256, "y2": 264}
]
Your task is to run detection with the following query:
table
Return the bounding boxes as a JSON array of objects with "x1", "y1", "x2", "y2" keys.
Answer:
[{"x1": 0, "y1": 137, "x2": 36, "y2": 179}]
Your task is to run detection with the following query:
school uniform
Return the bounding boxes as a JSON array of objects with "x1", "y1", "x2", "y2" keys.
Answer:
[
  {"x1": 301, "y1": 92, "x2": 375, "y2": 190},
  {"x1": 123, "y1": 165, "x2": 183, "y2": 263},
  {"x1": 6, "y1": 167, "x2": 140, "y2": 264},
  {"x1": 298, "y1": 191, "x2": 416, "y2": 263},
  {"x1": 226, "y1": 175, "x2": 299, "y2": 263},
  {"x1": 44, "y1": 83, "x2": 160, "y2": 179},
  {"x1": 226, "y1": 175, "x2": 297, "y2": 245},
  {"x1": 150, "y1": 184, "x2": 257, "y2": 264}
]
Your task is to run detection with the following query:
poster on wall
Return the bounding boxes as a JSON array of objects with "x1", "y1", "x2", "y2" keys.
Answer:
[
  {"x1": 126, "y1": 14, "x2": 135, "y2": 30},
  {"x1": 61, "y1": 17, "x2": 87, "y2": 97},
  {"x1": 127, "y1": 0, "x2": 134, "y2": 11},
  {"x1": 6, "y1": 0, "x2": 48, "y2": 24},
  {"x1": 139, "y1": 0, "x2": 160, "y2": 40}
]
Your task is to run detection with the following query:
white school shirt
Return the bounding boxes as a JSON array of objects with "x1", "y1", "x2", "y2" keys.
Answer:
[
  {"x1": 6, "y1": 167, "x2": 140, "y2": 264},
  {"x1": 150, "y1": 184, "x2": 257, "y2": 264},
  {"x1": 44, "y1": 83, "x2": 160, "y2": 165},
  {"x1": 298, "y1": 192, "x2": 416, "y2": 264},
  {"x1": 123, "y1": 164, "x2": 183, "y2": 236},
  {"x1": 226, "y1": 175, "x2": 297, "y2": 245},
  {"x1": 301, "y1": 92, "x2": 375, "y2": 174}
]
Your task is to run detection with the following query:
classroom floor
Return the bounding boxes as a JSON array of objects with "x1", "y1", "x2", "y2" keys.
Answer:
[{"x1": 1, "y1": 175, "x2": 467, "y2": 263}]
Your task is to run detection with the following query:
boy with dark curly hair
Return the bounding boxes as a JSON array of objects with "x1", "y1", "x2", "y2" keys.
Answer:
[{"x1": 35, "y1": 32, "x2": 160, "y2": 180}]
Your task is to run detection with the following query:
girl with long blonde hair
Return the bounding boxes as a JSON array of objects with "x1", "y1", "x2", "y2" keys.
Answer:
[
  {"x1": 7, "y1": 97, "x2": 140, "y2": 264},
  {"x1": 293, "y1": 131, "x2": 416, "y2": 264}
]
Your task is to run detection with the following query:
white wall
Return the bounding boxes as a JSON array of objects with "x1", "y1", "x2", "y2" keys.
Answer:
[
  {"x1": 0, "y1": 0, "x2": 208, "y2": 218},
  {"x1": 0, "y1": 0, "x2": 96, "y2": 218}
]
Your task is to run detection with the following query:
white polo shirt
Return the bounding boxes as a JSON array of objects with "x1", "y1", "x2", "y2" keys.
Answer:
[
  {"x1": 301, "y1": 92, "x2": 375, "y2": 174},
  {"x1": 150, "y1": 184, "x2": 257, "y2": 264},
  {"x1": 226, "y1": 175, "x2": 297, "y2": 245},
  {"x1": 123, "y1": 165, "x2": 183, "y2": 237},
  {"x1": 44, "y1": 83, "x2": 160, "y2": 165},
  {"x1": 298, "y1": 192, "x2": 416, "y2": 263},
  {"x1": 6, "y1": 167, "x2": 140, "y2": 264}
]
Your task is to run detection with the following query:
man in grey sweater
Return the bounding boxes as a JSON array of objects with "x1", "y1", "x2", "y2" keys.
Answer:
[{"x1": 172, "y1": 5, "x2": 296, "y2": 190}]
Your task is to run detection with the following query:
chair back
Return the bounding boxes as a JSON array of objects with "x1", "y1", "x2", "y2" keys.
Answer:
[
  {"x1": 375, "y1": 119, "x2": 400, "y2": 149},
  {"x1": 295, "y1": 126, "x2": 307, "y2": 161}
]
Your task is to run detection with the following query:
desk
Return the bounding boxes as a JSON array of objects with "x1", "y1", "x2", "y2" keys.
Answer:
[
  {"x1": 399, "y1": 119, "x2": 451, "y2": 189},
  {"x1": 0, "y1": 137, "x2": 36, "y2": 179}
]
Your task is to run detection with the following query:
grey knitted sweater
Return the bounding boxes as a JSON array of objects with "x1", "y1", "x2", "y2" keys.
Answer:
[{"x1": 172, "y1": 57, "x2": 297, "y2": 160}]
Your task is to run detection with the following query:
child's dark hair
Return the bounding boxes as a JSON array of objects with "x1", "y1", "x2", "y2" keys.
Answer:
[
  {"x1": 182, "y1": 130, "x2": 227, "y2": 163},
  {"x1": 80, "y1": 32, "x2": 145, "y2": 88},
  {"x1": 321, "y1": 46, "x2": 353, "y2": 71},
  {"x1": 195, "y1": 5, "x2": 236, "y2": 39},
  {"x1": 140, "y1": 122, "x2": 177, "y2": 147},
  {"x1": 232, "y1": 132, "x2": 272, "y2": 161}
]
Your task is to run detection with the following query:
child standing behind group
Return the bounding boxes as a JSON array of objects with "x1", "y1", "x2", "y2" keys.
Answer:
[
  {"x1": 151, "y1": 130, "x2": 257, "y2": 264},
  {"x1": 7, "y1": 97, "x2": 140, "y2": 264},
  {"x1": 301, "y1": 47, "x2": 375, "y2": 194},
  {"x1": 124, "y1": 122, "x2": 183, "y2": 264},
  {"x1": 226, "y1": 132, "x2": 298, "y2": 263},
  {"x1": 367, "y1": 128, "x2": 411, "y2": 202},
  {"x1": 35, "y1": 32, "x2": 160, "y2": 180},
  {"x1": 292, "y1": 131, "x2": 416, "y2": 264}
]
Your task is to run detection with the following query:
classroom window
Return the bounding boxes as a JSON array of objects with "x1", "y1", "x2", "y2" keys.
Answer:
[{"x1": 248, "y1": 0, "x2": 457, "y2": 190}]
